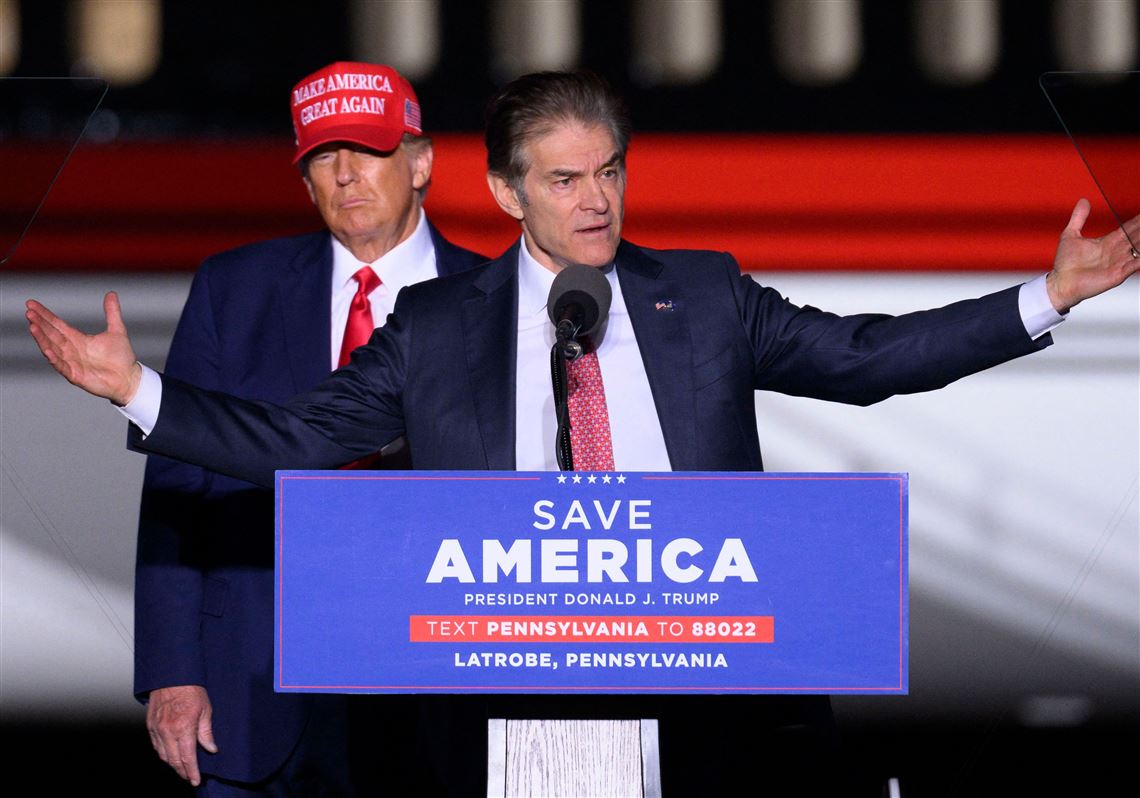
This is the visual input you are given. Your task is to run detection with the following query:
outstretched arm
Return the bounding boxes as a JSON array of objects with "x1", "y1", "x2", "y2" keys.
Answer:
[
  {"x1": 25, "y1": 291, "x2": 142, "y2": 405},
  {"x1": 1047, "y1": 200, "x2": 1140, "y2": 313}
]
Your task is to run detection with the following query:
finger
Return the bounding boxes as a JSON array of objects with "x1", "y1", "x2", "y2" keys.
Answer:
[
  {"x1": 24, "y1": 299, "x2": 56, "y2": 322},
  {"x1": 104, "y1": 291, "x2": 126, "y2": 335},
  {"x1": 25, "y1": 304, "x2": 79, "y2": 352},
  {"x1": 1125, "y1": 247, "x2": 1140, "y2": 276},
  {"x1": 1122, "y1": 215, "x2": 1140, "y2": 246},
  {"x1": 146, "y1": 723, "x2": 166, "y2": 760},
  {"x1": 26, "y1": 317, "x2": 81, "y2": 379},
  {"x1": 24, "y1": 301, "x2": 74, "y2": 340},
  {"x1": 25, "y1": 318, "x2": 56, "y2": 357},
  {"x1": 26, "y1": 311, "x2": 72, "y2": 351},
  {"x1": 150, "y1": 727, "x2": 184, "y2": 779},
  {"x1": 198, "y1": 708, "x2": 218, "y2": 755},
  {"x1": 1063, "y1": 198, "x2": 1091, "y2": 237},
  {"x1": 157, "y1": 725, "x2": 193, "y2": 782},
  {"x1": 25, "y1": 304, "x2": 61, "y2": 339},
  {"x1": 175, "y1": 731, "x2": 202, "y2": 786},
  {"x1": 26, "y1": 322, "x2": 73, "y2": 378}
]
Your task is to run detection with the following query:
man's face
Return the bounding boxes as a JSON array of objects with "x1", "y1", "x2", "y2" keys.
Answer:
[
  {"x1": 490, "y1": 122, "x2": 625, "y2": 272},
  {"x1": 303, "y1": 140, "x2": 432, "y2": 261}
]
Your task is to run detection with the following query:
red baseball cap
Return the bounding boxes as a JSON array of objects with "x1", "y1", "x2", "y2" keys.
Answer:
[{"x1": 290, "y1": 61, "x2": 423, "y2": 164}]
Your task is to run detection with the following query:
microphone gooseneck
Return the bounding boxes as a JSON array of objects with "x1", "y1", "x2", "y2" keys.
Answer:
[{"x1": 547, "y1": 265, "x2": 612, "y2": 469}]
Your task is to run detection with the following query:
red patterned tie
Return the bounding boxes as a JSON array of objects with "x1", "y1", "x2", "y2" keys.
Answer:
[
  {"x1": 566, "y1": 349, "x2": 615, "y2": 471},
  {"x1": 338, "y1": 266, "x2": 381, "y2": 368}
]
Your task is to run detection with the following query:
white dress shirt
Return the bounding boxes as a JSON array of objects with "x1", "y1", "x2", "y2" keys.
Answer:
[{"x1": 513, "y1": 240, "x2": 672, "y2": 471}]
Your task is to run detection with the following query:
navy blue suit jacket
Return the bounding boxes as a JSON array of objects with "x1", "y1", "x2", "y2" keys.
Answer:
[
  {"x1": 135, "y1": 239, "x2": 1050, "y2": 486},
  {"x1": 133, "y1": 224, "x2": 484, "y2": 782}
]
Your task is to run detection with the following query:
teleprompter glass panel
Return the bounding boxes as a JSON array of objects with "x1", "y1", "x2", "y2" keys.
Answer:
[
  {"x1": 0, "y1": 77, "x2": 108, "y2": 266},
  {"x1": 1040, "y1": 71, "x2": 1139, "y2": 254}
]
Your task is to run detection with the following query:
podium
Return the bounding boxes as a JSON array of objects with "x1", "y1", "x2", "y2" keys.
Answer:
[
  {"x1": 487, "y1": 718, "x2": 659, "y2": 797},
  {"x1": 275, "y1": 471, "x2": 908, "y2": 794}
]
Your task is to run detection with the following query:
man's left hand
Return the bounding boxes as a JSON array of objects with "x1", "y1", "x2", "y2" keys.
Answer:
[{"x1": 1047, "y1": 199, "x2": 1140, "y2": 314}]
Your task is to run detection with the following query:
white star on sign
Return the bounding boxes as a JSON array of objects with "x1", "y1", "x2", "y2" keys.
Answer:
[
  {"x1": 573, "y1": 474, "x2": 582, "y2": 484},
  {"x1": 602, "y1": 474, "x2": 612, "y2": 484},
  {"x1": 557, "y1": 474, "x2": 567, "y2": 484},
  {"x1": 587, "y1": 475, "x2": 597, "y2": 484},
  {"x1": 616, "y1": 474, "x2": 626, "y2": 484}
]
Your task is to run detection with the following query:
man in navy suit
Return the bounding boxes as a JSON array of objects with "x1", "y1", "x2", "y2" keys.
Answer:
[
  {"x1": 27, "y1": 71, "x2": 1140, "y2": 794},
  {"x1": 133, "y1": 61, "x2": 483, "y2": 795}
]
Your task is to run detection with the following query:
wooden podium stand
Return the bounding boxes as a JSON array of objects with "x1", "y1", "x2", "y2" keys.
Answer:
[{"x1": 487, "y1": 719, "x2": 660, "y2": 798}]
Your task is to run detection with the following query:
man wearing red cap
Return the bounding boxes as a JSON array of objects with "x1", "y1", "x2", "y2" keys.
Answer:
[{"x1": 132, "y1": 62, "x2": 483, "y2": 795}]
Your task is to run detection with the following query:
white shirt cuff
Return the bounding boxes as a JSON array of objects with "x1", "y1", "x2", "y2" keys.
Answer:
[
  {"x1": 116, "y1": 363, "x2": 162, "y2": 436},
  {"x1": 1019, "y1": 274, "x2": 1066, "y2": 340}
]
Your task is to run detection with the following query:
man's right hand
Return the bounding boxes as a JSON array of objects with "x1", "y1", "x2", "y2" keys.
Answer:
[
  {"x1": 146, "y1": 684, "x2": 218, "y2": 786},
  {"x1": 25, "y1": 291, "x2": 142, "y2": 406}
]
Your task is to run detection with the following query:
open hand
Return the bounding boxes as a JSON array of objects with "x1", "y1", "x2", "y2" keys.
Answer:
[
  {"x1": 1047, "y1": 199, "x2": 1140, "y2": 313},
  {"x1": 25, "y1": 291, "x2": 142, "y2": 405}
]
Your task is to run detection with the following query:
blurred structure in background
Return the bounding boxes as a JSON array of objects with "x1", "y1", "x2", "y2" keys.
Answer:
[
  {"x1": 3, "y1": 1, "x2": 1136, "y2": 133},
  {"x1": 1, "y1": 2, "x2": 1137, "y2": 795}
]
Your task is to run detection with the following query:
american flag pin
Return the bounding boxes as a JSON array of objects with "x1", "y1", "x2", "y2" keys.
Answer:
[{"x1": 655, "y1": 299, "x2": 675, "y2": 311}]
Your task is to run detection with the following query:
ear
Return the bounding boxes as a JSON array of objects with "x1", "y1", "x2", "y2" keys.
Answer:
[
  {"x1": 410, "y1": 142, "x2": 434, "y2": 191},
  {"x1": 487, "y1": 172, "x2": 525, "y2": 221}
]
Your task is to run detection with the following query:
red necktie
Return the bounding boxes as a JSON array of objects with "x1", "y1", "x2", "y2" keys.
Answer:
[
  {"x1": 566, "y1": 349, "x2": 615, "y2": 471},
  {"x1": 338, "y1": 266, "x2": 381, "y2": 368},
  {"x1": 338, "y1": 266, "x2": 383, "y2": 469}
]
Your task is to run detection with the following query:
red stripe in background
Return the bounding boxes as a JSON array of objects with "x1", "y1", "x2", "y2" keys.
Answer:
[{"x1": 2, "y1": 134, "x2": 1131, "y2": 272}]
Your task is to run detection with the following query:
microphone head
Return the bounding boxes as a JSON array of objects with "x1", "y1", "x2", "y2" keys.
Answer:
[{"x1": 547, "y1": 264, "x2": 613, "y2": 340}]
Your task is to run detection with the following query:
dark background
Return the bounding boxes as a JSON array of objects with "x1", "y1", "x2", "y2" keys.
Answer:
[
  {"x1": 2, "y1": 2, "x2": 1137, "y2": 795},
  {"x1": 6, "y1": 0, "x2": 1134, "y2": 139}
]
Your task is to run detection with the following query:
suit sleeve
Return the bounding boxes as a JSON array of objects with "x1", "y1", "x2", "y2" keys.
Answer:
[
  {"x1": 726, "y1": 255, "x2": 1051, "y2": 405},
  {"x1": 129, "y1": 284, "x2": 414, "y2": 489},
  {"x1": 133, "y1": 262, "x2": 222, "y2": 700}
]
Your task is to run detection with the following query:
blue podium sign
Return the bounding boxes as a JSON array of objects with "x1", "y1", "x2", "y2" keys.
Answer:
[{"x1": 275, "y1": 471, "x2": 908, "y2": 694}]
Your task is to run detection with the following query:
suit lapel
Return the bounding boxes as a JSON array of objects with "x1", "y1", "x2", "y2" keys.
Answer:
[
  {"x1": 278, "y1": 233, "x2": 334, "y2": 392},
  {"x1": 462, "y1": 244, "x2": 519, "y2": 469},
  {"x1": 616, "y1": 242, "x2": 696, "y2": 469}
]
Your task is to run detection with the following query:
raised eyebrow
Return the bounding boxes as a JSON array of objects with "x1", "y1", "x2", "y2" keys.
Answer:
[
  {"x1": 600, "y1": 153, "x2": 624, "y2": 171},
  {"x1": 547, "y1": 167, "x2": 584, "y2": 179},
  {"x1": 546, "y1": 154, "x2": 625, "y2": 180}
]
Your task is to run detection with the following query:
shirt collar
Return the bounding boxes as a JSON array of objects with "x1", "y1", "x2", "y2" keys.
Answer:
[
  {"x1": 516, "y1": 236, "x2": 558, "y2": 330},
  {"x1": 330, "y1": 209, "x2": 436, "y2": 293},
  {"x1": 515, "y1": 235, "x2": 621, "y2": 334}
]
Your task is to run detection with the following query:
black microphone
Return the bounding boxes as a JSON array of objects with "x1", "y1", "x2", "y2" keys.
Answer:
[
  {"x1": 547, "y1": 265, "x2": 612, "y2": 469},
  {"x1": 546, "y1": 264, "x2": 613, "y2": 347}
]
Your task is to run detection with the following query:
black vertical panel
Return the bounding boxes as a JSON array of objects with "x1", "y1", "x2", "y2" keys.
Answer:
[
  {"x1": 10, "y1": 1, "x2": 70, "y2": 75},
  {"x1": 155, "y1": 0, "x2": 352, "y2": 135},
  {"x1": 413, "y1": 2, "x2": 495, "y2": 133},
  {"x1": 610, "y1": 0, "x2": 724, "y2": 133}
]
